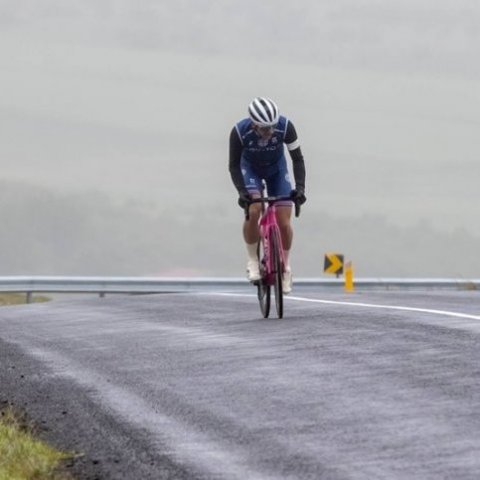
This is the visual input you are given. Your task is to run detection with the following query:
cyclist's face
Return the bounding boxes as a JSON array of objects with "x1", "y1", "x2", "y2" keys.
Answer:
[{"x1": 253, "y1": 124, "x2": 276, "y2": 140}]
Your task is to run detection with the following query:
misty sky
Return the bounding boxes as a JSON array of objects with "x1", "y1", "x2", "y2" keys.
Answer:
[{"x1": 1, "y1": 1, "x2": 479, "y2": 276}]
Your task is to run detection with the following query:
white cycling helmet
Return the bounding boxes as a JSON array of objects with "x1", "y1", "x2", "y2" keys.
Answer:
[{"x1": 248, "y1": 97, "x2": 280, "y2": 127}]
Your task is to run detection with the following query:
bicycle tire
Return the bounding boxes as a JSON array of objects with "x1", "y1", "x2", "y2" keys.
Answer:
[
  {"x1": 257, "y1": 239, "x2": 270, "y2": 318},
  {"x1": 272, "y1": 230, "x2": 283, "y2": 319}
]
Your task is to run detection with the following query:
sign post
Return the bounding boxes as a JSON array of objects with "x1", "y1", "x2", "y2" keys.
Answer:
[{"x1": 344, "y1": 261, "x2": 355, "y2": 293}]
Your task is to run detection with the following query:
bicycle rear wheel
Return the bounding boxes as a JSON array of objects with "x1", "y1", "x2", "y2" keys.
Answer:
[
  {"x1": 257, "y1": 281, "x2": 270, "y2": 318},
  {"x1": 272, "y1": 231, "x2": 283, "y2": 319},
  {"x1": 257, "y1": 239, "x2": 270, "y2": 318}
]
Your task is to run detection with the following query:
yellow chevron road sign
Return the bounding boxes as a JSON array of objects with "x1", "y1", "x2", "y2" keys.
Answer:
[{"x1": 324, "y1": 253, "x2": 344, "y2": 275}]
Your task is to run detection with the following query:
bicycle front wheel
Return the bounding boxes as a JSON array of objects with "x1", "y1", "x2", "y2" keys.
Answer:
[
  {"x1": 271, "y1": 231, "x2": 283, "y2": 319},
  {"x1": 257, "y1": 239, "x2": 271, "y2": 318}
]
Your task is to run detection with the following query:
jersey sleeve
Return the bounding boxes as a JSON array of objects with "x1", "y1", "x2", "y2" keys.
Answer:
[
  {"x1": 284, "y1": 121, "x2": 306, "y2": 190},
  {"x1": 284, "y1": 121, "x2": 301, "y2": 151},
  {"x1": 228, "y1": 127, "x2": 247, "y2": 194}
]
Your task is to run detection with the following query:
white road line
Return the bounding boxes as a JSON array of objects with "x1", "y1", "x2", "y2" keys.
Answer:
[
  {"x1": 288, "y1": 296, "x2": 480, "y2": 321},
  {"x1": 206, "y1": 292, "x2": 480, "y2": 322}
]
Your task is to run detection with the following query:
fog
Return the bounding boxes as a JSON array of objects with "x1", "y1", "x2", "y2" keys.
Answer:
[{"x1": 1, "y1": 1, "x2": 479, "y2": 277}]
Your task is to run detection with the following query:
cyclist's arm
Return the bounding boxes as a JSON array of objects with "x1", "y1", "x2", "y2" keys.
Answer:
[
  {"x1": 229, "y1": 127, "x2": 248, "y2": 193},
  {"x1": 284, "y1": 121, "x2": 306, "y2": 190}
]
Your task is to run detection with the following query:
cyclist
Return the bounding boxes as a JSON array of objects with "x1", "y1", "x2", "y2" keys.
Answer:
[{"x1": 229, "y1": 97, "x2": 306, "y2": 294}]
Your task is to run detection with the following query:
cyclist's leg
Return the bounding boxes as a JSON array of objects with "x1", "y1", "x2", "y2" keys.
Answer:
[
  {"x1": 240, "y1": 159, "x2": 263, "y2": 280},
  {"x1": 240, "y1": 159, "x2": 263, "y2": 243},
  {"x1": 276, "y1": 206, "x2": 293, "y2": 251}
]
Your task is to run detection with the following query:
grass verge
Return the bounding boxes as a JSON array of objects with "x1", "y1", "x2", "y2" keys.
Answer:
[
  {"x1": 0, "y1": 294, "x2": 50, "y2": 306},
  {"x1": 0, "y1": 406, "x2": 73, "y2": 480}
]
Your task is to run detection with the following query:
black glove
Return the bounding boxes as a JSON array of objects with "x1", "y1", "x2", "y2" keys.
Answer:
[
  {"x1": 237, "y1": 190, "x2": 252, "y2": 209},
  {"x1": 290, "y1": 187, "x2": 307, "y2": 205}
]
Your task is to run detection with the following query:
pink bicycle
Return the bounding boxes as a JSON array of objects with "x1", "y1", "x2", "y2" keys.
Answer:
[{"x1": 245, "y1": 193, "x2": 301, "y2": 319}]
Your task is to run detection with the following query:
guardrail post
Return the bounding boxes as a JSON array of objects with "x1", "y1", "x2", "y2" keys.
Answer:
[{"x1": 26, "y1": 292, "x2": 33, "y2": 304}]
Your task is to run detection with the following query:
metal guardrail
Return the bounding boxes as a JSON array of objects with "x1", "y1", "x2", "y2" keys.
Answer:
[{"x1": 0, "y1": 276, "x2": 478, "y2": 303}]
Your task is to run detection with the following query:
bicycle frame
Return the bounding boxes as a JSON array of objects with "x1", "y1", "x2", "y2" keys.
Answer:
[{"x1": 258, "y1": 200, "x2": 286, "y2": 285}]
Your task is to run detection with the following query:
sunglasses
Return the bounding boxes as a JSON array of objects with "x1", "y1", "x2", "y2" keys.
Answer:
[{"x1": 255, "y1": 124, "x2": 277, "y2": 133}]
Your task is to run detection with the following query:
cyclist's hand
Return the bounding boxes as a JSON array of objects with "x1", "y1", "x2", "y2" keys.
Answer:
[
  {"x1": 290, "y1": 187, "x2": 307, "y2": 205},
  {"x1": 238, "y1": 190, "x2": 252, "y2": 209}
]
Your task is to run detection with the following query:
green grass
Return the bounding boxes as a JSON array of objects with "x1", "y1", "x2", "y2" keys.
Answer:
[
  {"x1": 0, "y1": 294, "x2": 50, "y2": 306},
  {"x1": 0, "y1": 407, "x2": 73, "y2": 480}
]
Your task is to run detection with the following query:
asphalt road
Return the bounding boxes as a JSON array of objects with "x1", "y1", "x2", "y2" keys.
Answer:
[{"x1": 1, "y1": 289, "x2": 480, "y2": 479}]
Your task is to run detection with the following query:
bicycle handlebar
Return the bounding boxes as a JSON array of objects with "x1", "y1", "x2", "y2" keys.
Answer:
[{"x1": 243, "y1": 196, "x2": 301, "y2": 221}]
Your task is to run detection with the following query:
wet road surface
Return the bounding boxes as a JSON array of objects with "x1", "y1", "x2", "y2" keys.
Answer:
[{"x1": 1, "y1": 289, "x2": 480, "y2": 479}]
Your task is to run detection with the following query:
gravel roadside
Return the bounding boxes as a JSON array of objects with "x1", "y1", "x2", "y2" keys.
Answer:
[{"x1": 0, "y1": 338, "x2": 195, "y2": 480}]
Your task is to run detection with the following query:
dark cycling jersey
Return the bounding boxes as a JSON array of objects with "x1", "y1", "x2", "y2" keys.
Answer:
[{"x1": 229, "y1": 116, "x2": 306, "y2": 195}]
